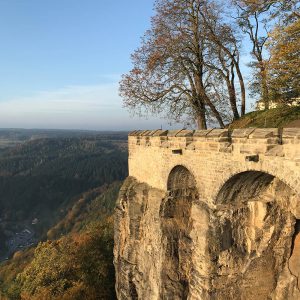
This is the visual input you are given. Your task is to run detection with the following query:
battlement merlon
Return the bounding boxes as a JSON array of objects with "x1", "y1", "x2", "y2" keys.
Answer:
[{"x1": 128, "y1": 128, "x2": 300, "y2": 156}]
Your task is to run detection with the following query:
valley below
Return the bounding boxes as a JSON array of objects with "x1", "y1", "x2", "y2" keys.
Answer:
[{"x1": 0, "y1": 129, "x2": 128, "y2": 299}]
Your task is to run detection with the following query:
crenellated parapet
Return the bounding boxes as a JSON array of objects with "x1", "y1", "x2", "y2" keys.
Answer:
[
  {"x1": 127, "y1": 128, "x2": 300, "y2": 193},
  {"x1": 129, "y1": 128, "x2": 300, "y2": 157}
]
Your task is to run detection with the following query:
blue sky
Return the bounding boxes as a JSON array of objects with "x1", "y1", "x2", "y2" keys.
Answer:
[{"x1": 0, "y1": 0, "x2": 253, "y2": 130}]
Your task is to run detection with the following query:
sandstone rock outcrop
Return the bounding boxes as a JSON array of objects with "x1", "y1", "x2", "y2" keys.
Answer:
[
  {"x1": 114, "y1": 176, "x2": 300, "y2": 299},
  {"x1": 114, "y1": 129, "x2": 300, "y2": 299}
]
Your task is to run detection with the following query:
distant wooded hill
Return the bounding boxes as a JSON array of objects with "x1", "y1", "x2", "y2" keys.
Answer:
[
  {"x1": 0, "y1": 134, "x2": 128, "y2": 259},
  {"x1": 0, "y1": 182, "x2": 121, "y2": 300}
]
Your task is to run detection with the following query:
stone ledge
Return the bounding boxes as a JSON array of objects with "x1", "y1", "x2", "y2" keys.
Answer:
[{"x1": 129, "y1": 128, "x2": 300, "y2": 140}]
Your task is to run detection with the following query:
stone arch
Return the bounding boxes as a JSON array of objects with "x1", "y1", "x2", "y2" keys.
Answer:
[
  {"x1": 212, "y1": 161, "x2": 300, "y2": 201},
  {"x1": 160, "y1": 165, "x2": 198, "y2": 299},
  {"x1": 212, "y1": 170, "x2": 300, "y2": 299},
  {"x1": 216, "y1": 171, "x2": 275, "y2": 204},
  {"x1": 167, "y1": 165, "x2": 197, "y2": 190}
]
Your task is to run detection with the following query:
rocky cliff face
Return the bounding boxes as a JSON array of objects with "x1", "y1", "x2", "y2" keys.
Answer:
[{"x1": 114, "y1": 174, "x2": 300, "y2": 299}]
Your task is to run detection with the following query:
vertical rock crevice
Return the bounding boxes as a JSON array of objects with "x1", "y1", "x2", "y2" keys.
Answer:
[
  {"x1": 114, "y1": 177, "x2": 167, "y2": 300},
  {"x1": 289, "y1": 219, "x2": 300, "y2": 292},
  {"x1": 160, "y1": 166, "x2": 198, "y2": 300}
]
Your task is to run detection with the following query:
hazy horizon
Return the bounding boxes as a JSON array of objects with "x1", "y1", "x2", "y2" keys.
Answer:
[{"x1": 0, "y1": 0, "x2": 254, "y2": 130}]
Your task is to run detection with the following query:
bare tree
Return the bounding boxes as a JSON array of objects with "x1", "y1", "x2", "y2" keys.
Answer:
[
  {"x1": 234, "y1": 0, "x2": 271, "y2": 109},
  {"x1": 120, "y1": 0, "x2": 245, "y2": 129},
  {"x1": 200, "y1": 6, "x2": 246, "y2": 117}
]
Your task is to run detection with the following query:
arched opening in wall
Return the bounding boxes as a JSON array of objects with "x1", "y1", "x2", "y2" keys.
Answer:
[
  {"x1": 160, "y1": 165, "x2": 198, "y2": 300},
  {"x1": 214, "y1": 171, "x2": 300, "y2": 299},
  {"x1": 167, "y1": 165, "x2": 197, "y2": 190}
]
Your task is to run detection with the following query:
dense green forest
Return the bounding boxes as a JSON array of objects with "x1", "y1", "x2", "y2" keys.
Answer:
[
  {"x1": 0, "y1": 131, "x2": 128, "y2": 299},
  {"x1": 0, "y1": 182, "x2": 121, "y2": 299},
  {"x1": 0, "y1": 132, "x2": 128, "y2": 281},
  {"x1": 0, "y1": 137, "x2": 127, "y2": 224}
]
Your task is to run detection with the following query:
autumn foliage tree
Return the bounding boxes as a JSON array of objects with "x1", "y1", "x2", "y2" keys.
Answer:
[
  {"x1": 120, "y1": 0, "x2": 245, "y2": 129},
  {"x1": 234, "y1": 0, "x2": 299, "y2": 108},
  {"x1": 120, "y1": 0, "x2": 300, "y2": 128},
  {"x1": 17, "y1": 218, "x2": 115, "y2": 300},
  {"x1": 267, "y1": 16, "x2": 300, "y2": 101}
]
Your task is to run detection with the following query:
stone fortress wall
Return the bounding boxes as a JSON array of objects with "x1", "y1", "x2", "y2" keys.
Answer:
[
  {"x1": 128, "y1": 128, "x2": 300, "y2": 196},
  {"x1": 114, "y1": 128, "x2": 300, "y2": 300}
]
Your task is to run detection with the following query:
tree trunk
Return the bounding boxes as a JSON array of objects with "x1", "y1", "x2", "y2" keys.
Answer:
[
  {"x1": 227, "y1": 66, "x2": 240, "y2": 120},
  {"x1": 203, "y1": 94, "x2": 225, "y2": 128},
  {"x1": 261, "y1": 65, "x2": 269, "y2": 109},
  {"x1": 227, "y1": 83, "x2": 240, "y2": 120},
  {"x1": 234, "y1": 63, "x2": 246, "y2": 116},
  {"x1": 196, "y1": 101, "x2": 207, "y2": 130},
  {"x1": 196, "y1": 114, "x2": 207, "y2": 130},
  {"x1": 194, "y1": 72, "x2": 224, "y2": 129}
]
